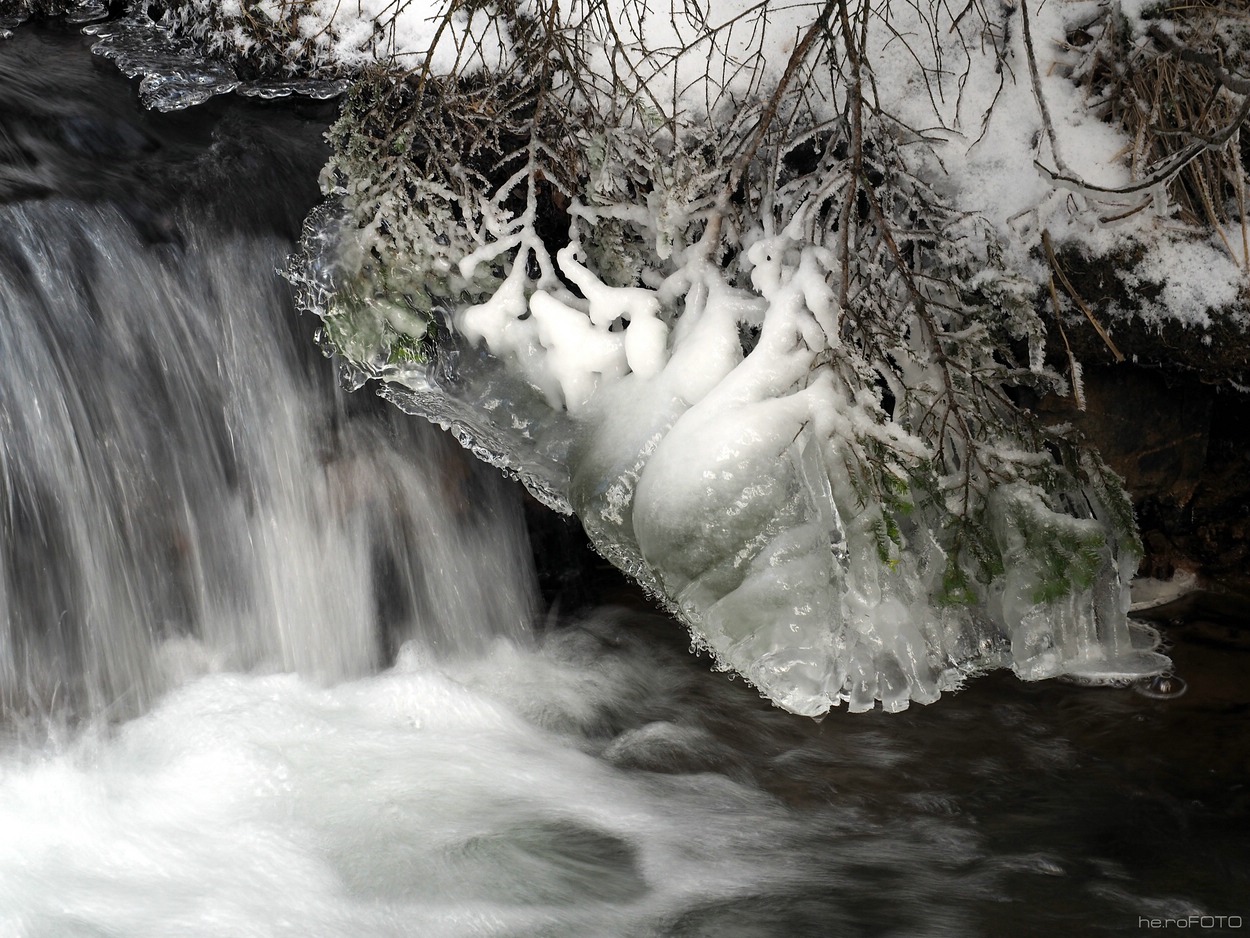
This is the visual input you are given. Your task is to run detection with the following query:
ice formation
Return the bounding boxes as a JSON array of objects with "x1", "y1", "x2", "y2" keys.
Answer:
[
  {"x1": 275, "y1": 0, "x2": 1211, "y2": 713},
  {"x1": 82, "y1": 16, "x2": 349, "y2": 112},
  {"x1": 293, "y1": 203, "x2": 1169, "y2": 715}
]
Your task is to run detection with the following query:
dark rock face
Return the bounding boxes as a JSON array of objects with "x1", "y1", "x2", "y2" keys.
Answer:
[
  {"x1": 1044, "y1": 368, "x2": 1213, "y2": 504},
  {"x1": 1158, "y1": 389, "x2": 1250, "y2": 591},
  {"x1": 1052, "y1": 240, "x2": 1250, "y2": 384},
  {"x1": 1038, "y1": 237, "x2": 1250, "y2": 592},
  {"x1": 1045, "y1": 366, "x2": 1250, "y2": 592}
]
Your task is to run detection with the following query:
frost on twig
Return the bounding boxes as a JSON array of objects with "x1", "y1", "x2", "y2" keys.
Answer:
[{"x1": 279, "y1": 0, "x2": 1183, "y2": 713}]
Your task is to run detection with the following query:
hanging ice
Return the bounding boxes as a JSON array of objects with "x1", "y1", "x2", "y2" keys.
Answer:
[{"x1": 291, "y1": 201, "x2": 1170, "y2": 716}]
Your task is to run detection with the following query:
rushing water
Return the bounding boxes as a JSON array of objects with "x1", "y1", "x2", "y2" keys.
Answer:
[{"x1": 0, "y1": 24, "x2": 1247, "y2": 938}]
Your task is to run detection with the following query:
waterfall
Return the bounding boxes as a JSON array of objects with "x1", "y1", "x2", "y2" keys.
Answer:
[{"x1": 0, "y1": 195, "x2": 535, "y2": 719}]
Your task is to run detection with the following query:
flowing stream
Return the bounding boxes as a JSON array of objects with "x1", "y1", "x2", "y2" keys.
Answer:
[{"x1": 0, "y1": 24, "x2": 1246, "y2": 938}]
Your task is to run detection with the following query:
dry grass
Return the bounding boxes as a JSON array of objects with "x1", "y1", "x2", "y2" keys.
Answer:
[{"x1": 1073, "y1": 0, "x2": 1250, "y2": 268}]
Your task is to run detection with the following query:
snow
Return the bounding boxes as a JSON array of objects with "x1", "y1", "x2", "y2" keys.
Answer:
[
  {"x1": 238, "y1": 0, "x2": 1247, "y2": 328},
  {"x1": 155, "y1": 0, "x2": 515, "y2": 76},
  {"x1": 139, "y1": 0, "x2": 1245, "y2": 332},
  {"x1": 1125, "y1": 235, "x2": 1245, "y2": 327},
  {"x1": 535, "y1": 0, "x2": 816, "y2": 123}
]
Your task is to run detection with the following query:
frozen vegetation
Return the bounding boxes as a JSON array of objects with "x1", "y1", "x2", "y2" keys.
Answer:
[{"x1": 60, "y1": 0, "x2": 1250, "y2": 712}]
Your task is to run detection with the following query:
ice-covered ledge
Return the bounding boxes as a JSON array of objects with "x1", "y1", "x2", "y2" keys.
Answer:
[
  {"x1": 270, "y1": 0, "x2": 1221, "y2": 714},
  {"x1": 290, "y1": 202, "x2": 1171, "y2": 715}
]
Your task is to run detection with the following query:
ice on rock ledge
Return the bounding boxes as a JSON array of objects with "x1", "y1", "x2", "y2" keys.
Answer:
[
  {"x1": 291, "y1": 206, "x2": 1168, "y2": 716},
  {"x1": 86, "y1": 16, "x2": 348, "y2": 112}
]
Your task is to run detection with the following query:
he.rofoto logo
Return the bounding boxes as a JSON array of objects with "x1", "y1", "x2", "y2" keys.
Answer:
[{"x1": 1139, "y1": 916, "x2": 1243, "y2": 930}]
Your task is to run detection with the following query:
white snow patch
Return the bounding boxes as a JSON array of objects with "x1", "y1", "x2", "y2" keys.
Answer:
[{"x1": 1127, "y1": 236, "x2": 1243, "y2": 327}]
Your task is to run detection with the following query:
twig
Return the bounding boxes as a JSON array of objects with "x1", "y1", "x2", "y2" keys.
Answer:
[
  {"x1": 1041, "y1": 229, "x2": 1125, "y2": 363},
  {"x1": 726, "y1": 0, "x2": 839, "y2": 196},
  {"x1": 1019, "y1": 0, "x2": 1069, "y2": 175},
  {"x1": 1036, "y1": 95, "x2": 1250, "y2": 197},
  {"x1": 1046, "y1": 274, "x2": 1085, "y2": 410},
  {"x1": 1235, "y1": 128, "x2": 1250, "y2": 273}
]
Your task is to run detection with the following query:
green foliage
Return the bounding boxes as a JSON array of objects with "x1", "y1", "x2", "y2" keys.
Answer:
[
  {"x1": 316, "y1": 73, "x2": 516, "y2": 369},
  {"x1": 319, "y1": 263, "x2": 439, "y2": 369},
  {"x1": 937, "y1": 562, "x2": 979, "y2": 608},
  {"x1": 1007, "y1": 495, "x2": 1109, "y2": 605},
  {"x1": 386, "y1": 326, "x2": 436, "y2": 366}
]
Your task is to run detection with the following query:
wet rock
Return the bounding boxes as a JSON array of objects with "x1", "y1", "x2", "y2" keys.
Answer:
[
  {"x1": 1041, "y1": 364, "x2": 1250, "y2": 591},
  {"x1": 1041, "y1": 367, "x2": 1212, "y2": 504}
]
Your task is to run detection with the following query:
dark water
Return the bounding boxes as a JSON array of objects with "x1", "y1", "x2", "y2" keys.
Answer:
[{"x1": 0, "y1": 23, "x2": 1246, "y2": 938}]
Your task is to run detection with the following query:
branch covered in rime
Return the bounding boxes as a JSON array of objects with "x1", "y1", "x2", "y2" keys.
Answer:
[{"x1": 275, "y1": 0, "x2": 1202, "y2": 711}]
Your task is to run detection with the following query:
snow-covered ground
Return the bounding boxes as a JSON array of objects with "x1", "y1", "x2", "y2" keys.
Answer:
[{"x1": 150, "y1": 0, "x2": 1246, "y2": 326}]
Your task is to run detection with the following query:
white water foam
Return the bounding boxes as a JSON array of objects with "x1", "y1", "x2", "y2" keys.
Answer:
[{"x1": 0, "y1": 630, "x2": 817, "y2": 938}]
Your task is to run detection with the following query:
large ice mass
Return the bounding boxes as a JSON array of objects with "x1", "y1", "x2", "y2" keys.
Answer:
[{"x1": 95, "y1": 0, "x2": 1236, "y2": 713}]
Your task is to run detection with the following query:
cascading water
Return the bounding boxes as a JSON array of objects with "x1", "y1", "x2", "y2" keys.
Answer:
[
  {"x1": 0, "y1": 24, "x2": 1243, "y2": 938},
  {"x1": 0, "y1": 23, "x2": 539, "y2": 722},
  {"x1": 0, "y1": 196, "x2": 536, "y2": 717}
]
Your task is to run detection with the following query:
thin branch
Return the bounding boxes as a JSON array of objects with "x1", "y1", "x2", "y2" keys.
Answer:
[
  {"x1": 1147, "y1": 23, "x2": 1250, "y2": 97},
  {"x1": 726, "y1": 0, "x2": 839, "y2": 196},
  {"x1": 1041, "y1": 229, "x2": 1125, "y2": 363},
  {"x1": 1019, "y1": 0, "x2": 1069, "y2": 175}
]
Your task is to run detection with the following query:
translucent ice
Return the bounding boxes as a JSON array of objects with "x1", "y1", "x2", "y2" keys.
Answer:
[
  {"x1": 291, "y1": 208, "x2": 1169, "y2": 715},
  {"x1": 85, "y1": 16, "x2": 346, "y2": 113}
]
